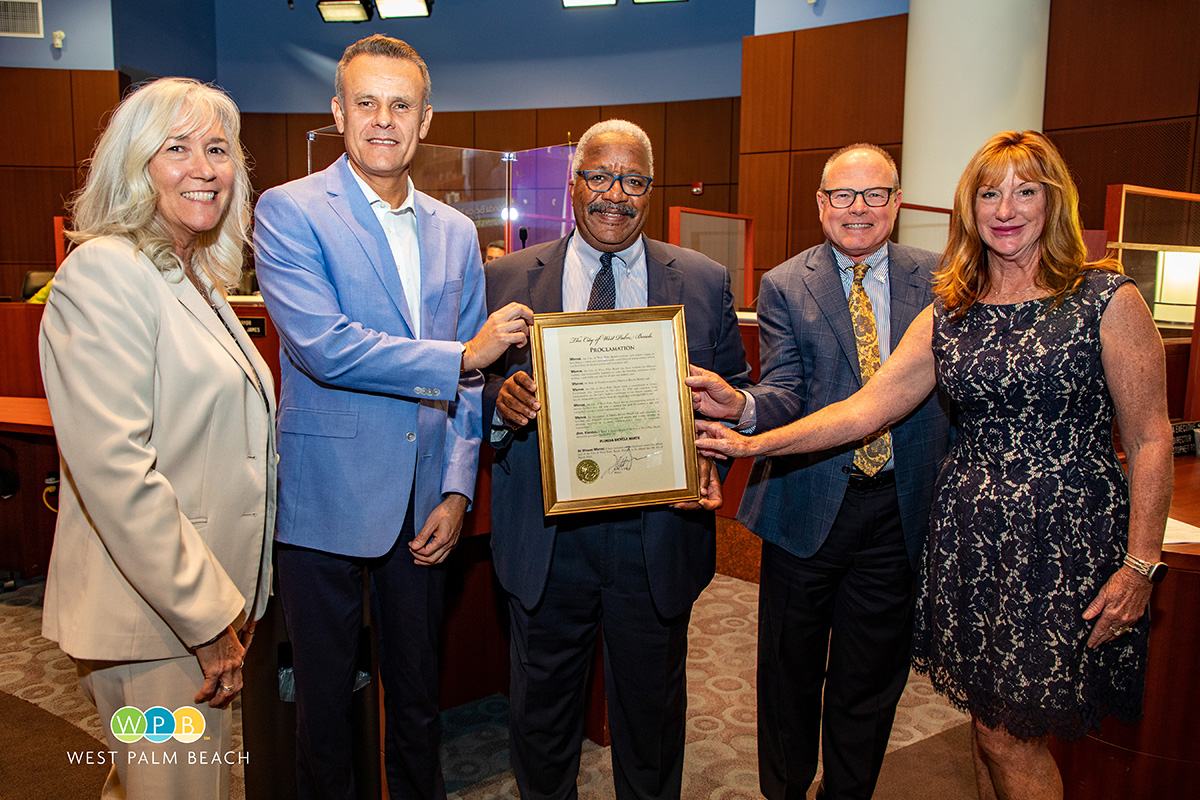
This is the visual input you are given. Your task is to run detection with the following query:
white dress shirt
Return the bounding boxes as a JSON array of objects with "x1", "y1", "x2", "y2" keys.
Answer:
[{"x1": 350, "y1": 170, "x2": 422, "y2": 337}]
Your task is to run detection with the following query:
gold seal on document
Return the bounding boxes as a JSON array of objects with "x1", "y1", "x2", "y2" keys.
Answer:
[{"x1": 576, "y1": 459, "x2": 600, "y2": 484}]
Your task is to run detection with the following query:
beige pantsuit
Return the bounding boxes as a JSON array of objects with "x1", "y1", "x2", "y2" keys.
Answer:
[{"x1": 39, "y1": 237, "x2": 276, "y2": 798}]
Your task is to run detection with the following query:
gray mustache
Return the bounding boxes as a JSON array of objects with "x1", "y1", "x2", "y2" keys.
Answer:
[{"x1": 587, "y1": 200, "x2": 636, "y2": 218}]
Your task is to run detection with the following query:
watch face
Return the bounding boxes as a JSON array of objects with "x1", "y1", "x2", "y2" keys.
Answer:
[{"x1": 1149, "y1": 562, "x2": 1169, "y2": 583}]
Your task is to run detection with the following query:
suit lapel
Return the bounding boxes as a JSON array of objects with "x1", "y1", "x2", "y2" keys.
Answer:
[
  {"x1": 886, "y1": 244, "x2": 927, "y2": 349},
  {"x1": 166, "y1": 268, "x2": 270, "y2": 404},
  {"x1": 324, "y1": 157, "x2": 418, "y2": 336},
  {"x1": 645, "y1": 238, "x2": 682, "y2": 307},
  {"x1": 808, "y1": 243, "x2": 861, "y2": 382},
  {"x1": 527, "y1": 237, "x2": 569, "y2": 312},
  {"x1": 416, "y1": 192, "x2": 447, "y2": 338}
]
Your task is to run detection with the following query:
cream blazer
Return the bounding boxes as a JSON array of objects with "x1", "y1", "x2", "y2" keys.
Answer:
[{"x1": 38, "y1": 237, "x2": 276, "y2": 662}]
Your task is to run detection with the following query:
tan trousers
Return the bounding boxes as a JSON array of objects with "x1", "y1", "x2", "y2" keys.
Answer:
[{"x1": 77, "y1": 655, "x2": 233, "y2": 800}]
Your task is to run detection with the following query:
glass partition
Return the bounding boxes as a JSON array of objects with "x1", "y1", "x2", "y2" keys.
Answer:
[
  {"x1": 1104, "y1": 183, "x2": 1200, "y2": 420},
  {"x1": 1104, "y1": 184, "x2": 1200, "y2": 330},
  {"x1": 668, "y1": 207, "x2": 754, "y2": 309},
  {"x1": 508, "y1": 145, "x2": 576, "y2": 249},
  {"x1": 306, "y1": 127, "x2": 575, "y2": 256}
]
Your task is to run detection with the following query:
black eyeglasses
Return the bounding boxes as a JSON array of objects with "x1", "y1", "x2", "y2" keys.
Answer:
[
  {"x1": 820, "y1": 187, "x2": 894, "y2": 208},
  {"x1": 575, "y1": 170, "x2": 653, "y2": 197}
]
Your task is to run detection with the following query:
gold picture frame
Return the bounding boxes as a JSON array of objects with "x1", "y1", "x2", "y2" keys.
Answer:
[{"x1": 531, "y1": 305, "x2": 700, "y2": 516}]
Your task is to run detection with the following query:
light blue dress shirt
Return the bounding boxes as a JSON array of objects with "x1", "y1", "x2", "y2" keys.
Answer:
[{"x1": 562, "y1": 231, "x2": 648, "y2": 312}]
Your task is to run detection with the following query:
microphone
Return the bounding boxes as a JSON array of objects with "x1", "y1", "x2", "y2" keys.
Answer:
[{"x1": 519, "y1": 227, "x2": 528, "y2": 249}]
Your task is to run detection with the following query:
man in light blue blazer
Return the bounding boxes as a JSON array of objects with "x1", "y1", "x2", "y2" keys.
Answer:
[
  {"x1": 690, "y1": 145, "x2": 951, "y2": 800},
  {"x1": 253, "y1": 35, "x2": 531, "y2": 800}
]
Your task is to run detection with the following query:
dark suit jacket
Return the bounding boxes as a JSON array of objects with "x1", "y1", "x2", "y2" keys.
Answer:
[
  {"x1": 483, "y1": 235, "x2": 751, "y2": 619},
  {"x1": 739, "y1": 241, "x2": 951, "y2": 568}
]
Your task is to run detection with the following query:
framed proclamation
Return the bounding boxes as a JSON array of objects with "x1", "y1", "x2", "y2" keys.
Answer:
[{"x1": 530, "y1": 305, "x2": 700, "y2": 516}]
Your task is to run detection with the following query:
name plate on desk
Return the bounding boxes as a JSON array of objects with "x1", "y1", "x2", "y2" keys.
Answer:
[
  {"x1": 531, "y1": 306, "x2": 699, "y2": 516},
  {"x1": 238, "y1": 317, "x2": 267, "y2": 338},
  {"x1": 1172, "y1": 421, "x2": 1199, "y2": 455}
]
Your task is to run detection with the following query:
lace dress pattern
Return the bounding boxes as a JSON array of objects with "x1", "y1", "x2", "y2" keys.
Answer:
[{"x1": 913, "y1": 269, "x2": 1147, "y2": 740}]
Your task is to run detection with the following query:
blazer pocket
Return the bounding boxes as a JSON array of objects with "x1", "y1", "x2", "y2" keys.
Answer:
[{"x1": 278, "y1": 407, "x2": 359, "y2": 438}]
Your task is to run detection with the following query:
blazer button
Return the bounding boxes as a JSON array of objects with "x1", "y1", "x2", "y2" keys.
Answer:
[
  {"x1": 406, "y1": 432, "x2": 416, "y2": 442},
  {"x1": 841, "y1": 465, "x2": 852, "y2": 473}
]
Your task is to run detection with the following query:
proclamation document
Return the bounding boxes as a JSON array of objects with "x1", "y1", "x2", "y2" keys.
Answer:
[{"x1": 532, "y1": 306, "x2": 699, "y2": 516}]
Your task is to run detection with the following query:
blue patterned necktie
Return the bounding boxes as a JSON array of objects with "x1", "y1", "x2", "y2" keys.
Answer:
[
  {"x1": 587, "y1": 252, "x2": 616, "y2": 311},
  {"x1": 849, "y1": 262, "x2": 891, "y2": 475}
]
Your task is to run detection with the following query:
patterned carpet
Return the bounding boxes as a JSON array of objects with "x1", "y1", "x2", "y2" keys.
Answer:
[
  {"x1": 0, "y1": 574, "x2": 970, "y2": 799},
  {"x1": 440, "y1": 575, "x2": 970, "y2": 800}
]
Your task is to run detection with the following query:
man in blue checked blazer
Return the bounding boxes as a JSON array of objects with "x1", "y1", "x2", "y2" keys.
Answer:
[
  {"x1": 690, "y1": 144, "x2": 951, "y2": 800},
  {"x1": 253, "y1": 35, "x2": 530, "y2": 800}
]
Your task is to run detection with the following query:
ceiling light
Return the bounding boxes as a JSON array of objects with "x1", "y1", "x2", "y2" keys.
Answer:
[
  {"x1": 376, "y1": 0, "x2": 431, "y2": 17},
  {"x1": 563, "y1": 0, "x2": 617, "y2": 8},
  {"x1": 317, "y1": 0, "x2": 373, "y2": 22}
]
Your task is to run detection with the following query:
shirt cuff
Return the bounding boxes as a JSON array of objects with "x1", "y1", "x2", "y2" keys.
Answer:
[
  {"x1": 728, "y1": 390, "x2": 756, "y2": 434},
  {"x1": 490, "y1": 410, "x2": 510, "y2": 444}
]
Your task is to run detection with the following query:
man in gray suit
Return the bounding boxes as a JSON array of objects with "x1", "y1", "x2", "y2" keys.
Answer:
[
  {"x1": 689, "y1": 144, "x2": 951, "y2": 800},
  {"x1": 483, "y1": 119, "x2": 751, "y2": 800}
]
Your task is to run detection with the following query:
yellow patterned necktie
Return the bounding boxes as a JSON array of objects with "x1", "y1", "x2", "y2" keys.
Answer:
[{"x1": 849, "y1": 262, "x2": 891, "y2": 476}]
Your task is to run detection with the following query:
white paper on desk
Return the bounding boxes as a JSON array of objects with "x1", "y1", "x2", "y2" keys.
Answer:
[{"x1": 1163, "y1": 518, "x2": 1200, "y2": 545}]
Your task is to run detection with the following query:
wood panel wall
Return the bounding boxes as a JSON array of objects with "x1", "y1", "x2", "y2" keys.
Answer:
[
  {"x1": 1044, "y1": 0, "x2": 1200, "y2": 232},
  {"x1": 1042, "y1": 0, "x2": 1200, "y2": 416},
  {"x1": 735, "y1": 2, "x2": 1200, "y2": 313},
  {"x1": 737, "y1": 15, "x2": 908, "y2": 302},
  {"x1": 1, "y1": 73, "x2": 735, "y2": 304},
  {"x1": 0, "y1": 68, "x2": 123, "y2": 300},
  {"x1": 238, "y1": 98, "x2": 739, "y2": 249}
]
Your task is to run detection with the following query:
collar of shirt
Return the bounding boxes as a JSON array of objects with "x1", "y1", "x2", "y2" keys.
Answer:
[
  {"x1": 563, "y1": 231, "x2": 648, "y2": 312},
  {"x1": 351, "y1": 169, "x2": 418, "y2": 219},
  {"x1": 350, "y1": 169, "x2": 423, "y2": 336},
  {"x1": 831, "y1": 243, "x2": 890, "y2": 294},
  {"x1": 830, "y1": 241, "x2": 893, "y2": 362}
]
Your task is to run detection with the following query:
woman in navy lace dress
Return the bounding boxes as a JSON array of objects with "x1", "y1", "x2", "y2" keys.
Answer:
[{"x1": 695, "y1": 131, "x2": 1173, "y2": 800}]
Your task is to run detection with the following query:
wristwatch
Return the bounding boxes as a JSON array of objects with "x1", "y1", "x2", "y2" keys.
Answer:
[{"x1": 1124, "y1": 553, "x2": 1169, "y2": 584}]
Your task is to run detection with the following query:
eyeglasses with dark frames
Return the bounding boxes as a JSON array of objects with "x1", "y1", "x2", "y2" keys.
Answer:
[
  {"x1": 820, "y1": 187, "x2": 894, "y2": 208},
  {"x1": 575, "y1": 170, "x2": 653, "y2": 197}
]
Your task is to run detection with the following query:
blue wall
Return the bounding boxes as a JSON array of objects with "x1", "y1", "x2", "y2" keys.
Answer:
[
  {"x1": 1, "y1": 1, "x2": 910, "y2": 112},
  {"x1": 214, "y1": 0, "x2": 755, "y2": 113},
  {"x1": 755, "y1": 0, "x2": 908, "y2": 36},
  {"x1": 0, "y1": 0, "x2": 114, "y2": 70},
  {"x1": 111, "y1": 0, "x2": 217, "y2": 82},
  {"x1": 0, "y1": 0, "x2": 216, "y2": 79}
]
